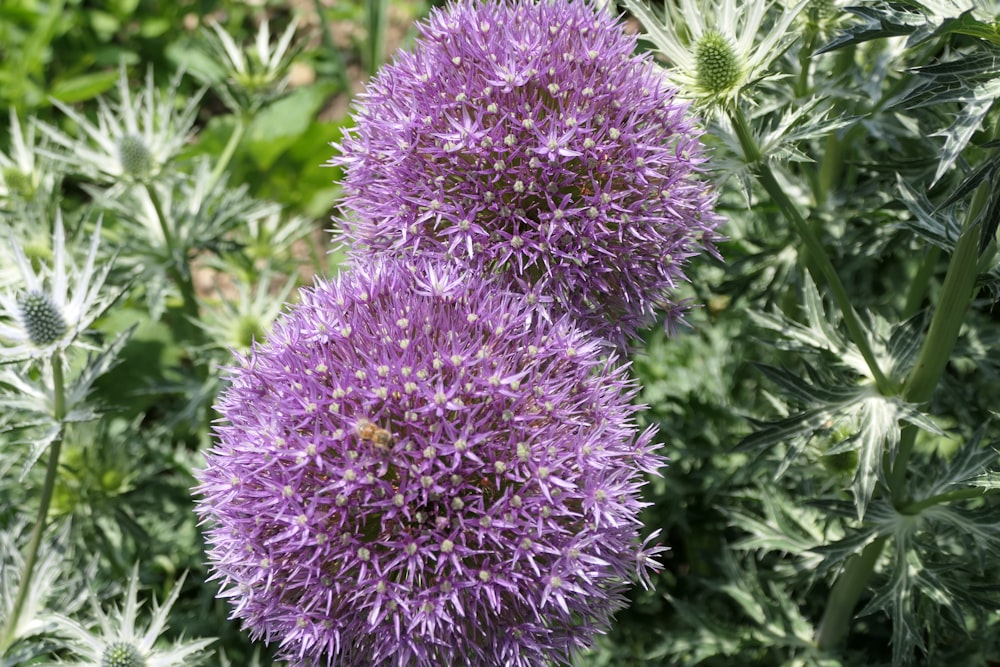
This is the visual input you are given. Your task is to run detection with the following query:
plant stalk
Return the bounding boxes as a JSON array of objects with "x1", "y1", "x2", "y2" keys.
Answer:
[
  {"x1": 142, "y1": 183, "x2": 201, "y2": 331},
  {"x1": 0, "y1": 354, "x2": 66, "y2": 651},
  {"x1": 903, "y1": 245, "x2": 941, "y2": 319},
  {"x1": 900, "y1": 487, "x2": 990, "y2": 515},
  {"x1": 815, "y1": 178, "x2": 991, "y2": 651},
  {"x1": 728, "y1": 105, "x2": 893, "y2": 394},
  {"x1": 206, "y1": 116, "x2": 247, "y2": 194},
  {"x1": 815, "y1": 535, "x2": 888, "y2": 649}
]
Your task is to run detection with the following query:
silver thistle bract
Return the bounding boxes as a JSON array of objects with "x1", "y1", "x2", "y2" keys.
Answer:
[
  {"x1": 330, "y1": 0, "x2": 722, "y2": 346},
  {"x1": 195, "y1": 260, "x2": 663, "y2": 666}
]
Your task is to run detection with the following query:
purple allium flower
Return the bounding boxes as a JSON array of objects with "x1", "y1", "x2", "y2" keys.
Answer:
[
  {"x1": 330, "y1": 0, "x2": 723, "y2": 347},
  {"x1": 195, "y1": 260, "x2": 663, "y2": 667}
]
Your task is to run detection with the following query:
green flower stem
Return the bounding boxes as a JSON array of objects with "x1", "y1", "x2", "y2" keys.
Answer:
[
  {"x1": 206, "y1": 116, "x2": 247, "y2": 194},
  {"x1": 888, "y1": 185, "x2": 986, "y2": 494},
  {"x1": 312, "y1": 0, "x2": 350, "y2": 92},
  {"x1": 0, "y1": 354, "x2": 66, "y2": 651},
  {"x1": 900, "y1": 487, "x2": 991, "y2": 515},
  {"x1": 900, "y1": 198, "x2": 984, "y2": 404},
  {"x1": 815, "y1": 535, "x2": 888, "y2": 649},
  {"x1": 815, "y1": 178, "x2": 991, "y2": 652},
  {"x1": 728, "y1": 105, "x2": 893, "y2": 394},
  {"x1": 365, "y1": 0, "x2": 391, "y2": 77},
  {"x1": 142, "y1": 183, "x2": 201, "y2": 331},
  {"x1": 903, "y1": 245, "x2": 941, "y2": 319}
]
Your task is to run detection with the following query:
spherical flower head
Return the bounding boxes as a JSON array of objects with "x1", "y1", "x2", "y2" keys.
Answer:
[
  {"x1": 17, "y1": 290, "x2": 68, "y2": 347},
  {"x1": 116, "y1": 134, "x2": 155, "y2": 180},
  {"x1": 195, "y1": 260, "x2": 664, "y2": 667},
  {"x1": 330, "y1": 0, "x2": 722, "y2": 347},
  {"x1": 102, "y1": 641, "x2": 145, "y2": 667}
]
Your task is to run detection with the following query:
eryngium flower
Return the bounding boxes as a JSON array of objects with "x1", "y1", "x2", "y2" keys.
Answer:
[
  {"x1": 195, "y1": 260, "x2": 663, "y2": 667},
  {"x1": 330, "y1": 0, "x2": 723, "y2": 346}
]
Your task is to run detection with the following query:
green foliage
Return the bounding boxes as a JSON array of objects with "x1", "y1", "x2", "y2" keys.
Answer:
[{"x1": 4, "y1": 0, "x2": 1000, "y2": 665}]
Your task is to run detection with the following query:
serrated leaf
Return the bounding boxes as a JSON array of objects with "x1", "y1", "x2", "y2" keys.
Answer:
[
  {"x1": 928, "y1": 8, "x2": 1000, "y2": 45},
  {"x1": 971, "y1": 471, "x2": 1000, "y2": 488},
  {"x1": 897, "y1": 176, "x2": 962, "y2": 251},
  {"x1": 925, "y1": 504, "x2": 1000, "y2": 557},
  {"x1": 853, "y1": 395, "x2": 904, "y2": 519},
  {"x1": 18, "y1": 422, "x2": 62, "y2": 482},
  {"x1": 978, "y1": 167, "x2": 1000, "y2": 253},
  {"x1": 753, "y1": 364, "x2": 861, "y2": 406},
  {"x1": 917, "y1": 430, "x2": 998, "y2": 498},
  {"x1": 750, "y1": 274, "x2": 873, "y2": 378},
  {"x1": 812, "y1": 525, "x2": 883, "y2": 578},
  {"x1": 726, "y1": 491, "x2": 828, "y2": 567},
  {"x1": 858, "y1": 544, "x2": 927, "y2": 666},
  {"x1": 815, "y1": 4, "x2": 921, "y2": 54}
]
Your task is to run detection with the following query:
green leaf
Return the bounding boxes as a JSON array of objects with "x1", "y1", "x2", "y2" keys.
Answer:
[
  {"x1": 900, "y1": 52, "x2": 1000, "y2": 183},
  {"x1": 928, "y1": 8, "x2": 1000, "y2": 45},
  {"x1": 815, "y1": 4, "x2": 921, "y2": 54},
  {"x1": 897, "y1": 176, "x2": 963, "y2": 252},
  {"x1": 245, "y1": 83, "x2": 337, "y2": 170},
  {"x1": 49, "y1": 69, "x2": 119, "y2": 103},
  {"x1": 972, "y1": 471, "x2": 1000, "y2": 489}
]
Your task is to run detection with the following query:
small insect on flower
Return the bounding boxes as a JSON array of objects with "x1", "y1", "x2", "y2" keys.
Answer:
[
  {"x1": 355, "y1": 417, "x2": 394, "y2": 450},
  {"x1": 372, "y1": 427, "x2": 393, "y2": 449},
  {"x1": 355, "y1": 418, "x2": 378, "y2": 441}
]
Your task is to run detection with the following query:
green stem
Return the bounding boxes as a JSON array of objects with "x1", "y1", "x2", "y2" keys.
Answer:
[
  {"x1": 815, "y1": 535, "x2": 889, "y2": 649},
  {"x1": 312, "y1": 0, "x2": 350, "y2": 91},
  {"x1": 888, "y1": 424, "x2": 918, "y2": 506},
  {"x1": 142, "y1": 183, "x2": 200, "y2": 331},
  {"x1": 903, "y1": 245, "x2": 941, "y2": 319},
  {"x1": 206, "y1": 116, "x2": 246, "y2": 194},
  {"x1": 900, "y1": 202, "x2": 984, "y2": 404},
  {"x1": 365, "y1": 0, "x2": 391, "y2": 77},
  {"x1": 729, "y1": 106, "x2": 893, "y2": 394},
  {"x1": 815, "y1": 177, "x2": 992, "y2": 651},
  {"x1": 0, "y1": 354, "x2": 66, "y2": 651},
  {"x1": 900, "y1": 487, "x2": 990, "y2": 515}
]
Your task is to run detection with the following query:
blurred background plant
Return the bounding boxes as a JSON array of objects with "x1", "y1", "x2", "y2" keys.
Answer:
[{"x1": 2, "y1": 0, "x2": 1000, "y2": 665}]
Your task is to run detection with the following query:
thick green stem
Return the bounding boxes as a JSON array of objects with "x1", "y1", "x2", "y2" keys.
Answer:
[
  {"x1": 903, "y1": 245, "x2": 941, "y2": 319},
  {"x1": 0, "y1": 354, "x2": 66, "y2": 651},
  {"x1": 729, "y1": 106, "x2": 893, "y2": 394},
  {"x1": 900, "y1": 208, "x2": 983, "y2": 404},
  {"x1": 815, "y1": 535, "x2": 889, "y2": 649},
  {"x1": 815, "y1": 178, "x2": 992, "y2": 651}
]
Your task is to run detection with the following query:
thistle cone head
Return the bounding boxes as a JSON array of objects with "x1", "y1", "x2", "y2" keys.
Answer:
[
  {"x1": 101, "y1": 642, "x2": 145, "y2": 667},
  {"x1": 17, "y1": 290, "x2": 67, "y2": 346},
  {"x1": 695, "y1": 31, "x2": 741, "y2": 94},
  {"x1": 3, "y1": 166, "x2": 35, "y2": 198},
  {"x1": 116, "y1": 134, "x2": 154, "y2": 180}
]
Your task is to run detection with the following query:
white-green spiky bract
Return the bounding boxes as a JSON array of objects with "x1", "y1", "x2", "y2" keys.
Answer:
[
  {"x1": 0, "y1": 212, "x2": 122, "y2": 362},
  {"x1": 49, "y1": 567, "x2": 213, "y2": 667},
  {"x1": 624, "y1": 0, "x2": 809, "y2": 106},
  {"x1": 38, "y1": 63, "x2": 202, "y2": 184}
]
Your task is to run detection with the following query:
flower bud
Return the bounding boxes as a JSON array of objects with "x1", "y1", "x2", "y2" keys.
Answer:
[
  {"x1": 101, "y1": 641, "x2": 145, "y2": 667},
  {"x1": 695, "y1": 31, "x2": 741, "y2": 94},
  {"x1": 116, "y1": 134, "x2": 154, "y2": 180},
  {"x1": 17, "y1": 290, "x2": 67, "y2": 347}
]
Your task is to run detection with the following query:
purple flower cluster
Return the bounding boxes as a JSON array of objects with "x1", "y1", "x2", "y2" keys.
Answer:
[
  {"x1": 331, "y1": 0, "x2": 721, "y2": 346},
  {"x1": 196, "y1": 261, "x2": 662, "y2": 666}
]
